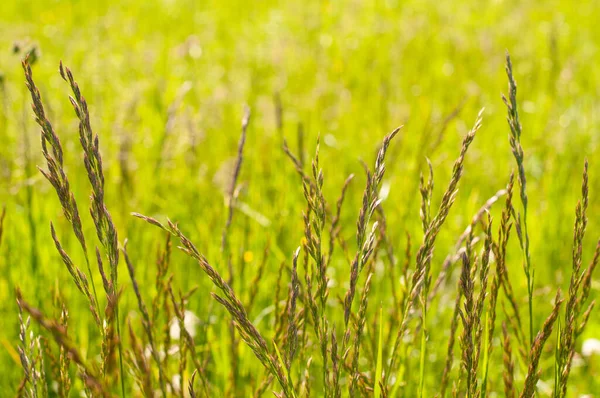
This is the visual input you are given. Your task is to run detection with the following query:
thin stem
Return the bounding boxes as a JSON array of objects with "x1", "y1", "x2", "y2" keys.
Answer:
[
  {"x1": 83, "y1": 252, "x2": 101, "y2": 325},
  {"x1": 116, "y1": 303, "x2": 125, "y2": 397}
]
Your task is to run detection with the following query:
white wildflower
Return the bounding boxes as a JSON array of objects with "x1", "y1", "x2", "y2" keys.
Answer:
[
  {"x1": 171, "y1": 374, "x2": 181, "y2": 394},
  {"x1": 169, "y1": 310, "x2": 200, "y2": 340},
  {"x1": 581, "y1": 338, "x2": 600, "y2": 357}
]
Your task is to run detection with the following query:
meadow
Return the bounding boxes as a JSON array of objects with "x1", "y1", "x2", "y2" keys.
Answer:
[{"x1": 0, "y1": 0, "x2": 599, "y2": 396}]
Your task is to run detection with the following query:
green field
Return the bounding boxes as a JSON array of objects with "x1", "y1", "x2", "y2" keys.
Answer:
[{"x1": 1, "y1": 0, "x2": 599, "y2": 396}]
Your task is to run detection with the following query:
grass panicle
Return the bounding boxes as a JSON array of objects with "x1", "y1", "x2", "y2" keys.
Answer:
[
  {"x1": 300, "y1": 136, "x2": 332, "y2": 396},
  {"x1": 429, "y1": 188, "x2": 506, "y2": 302},
  {"x1": 503, "y1": 52, "x2": 534, "y2": 347},
  {"x1": 482, "y1": 178, "x2": 514, "y2": 397},
  {"x1": 22, "y1": 58, "x2": 128, "y2": 394},
  {"x1": 286, "y1": 247, "x2": 301, "y2": 372},
  {"x1": 497, "y1": 173, "x2": 529, "y2": 360},
  {"x1": 555, "y1": 160, "x2": 598, "y2": 397},
  {"x1": 458, "y1": 244, "x2": 476, "y2": 397},
  {"x1": 22, "y1": 59, "x2": 101, "y2": 318},
  {"x1": 336, "y1": 128, "x2": 400, "y2": 394},
  {"x1": 59, "y1": 61, "x2": 126, "y2": 394},
  {"x1": 520, "y1": 291, "x2": 563, "y2": 398},
  {"x1": 387, "y1": 110, "x2": 483, "y2": 388},
  {"x1": 344, "y1": 126, "x2": 401, "y2": 327},
  {"x1": 472, "y1": 215, "x2": 493, "y2": 378}
]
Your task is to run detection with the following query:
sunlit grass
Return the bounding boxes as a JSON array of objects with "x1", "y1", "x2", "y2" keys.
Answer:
[{"x1": 1, "y1": 0, "x2": 599, "y2": 396}]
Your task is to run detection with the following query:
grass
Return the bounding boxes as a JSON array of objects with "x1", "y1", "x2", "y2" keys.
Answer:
[{"x1": 1, "y1": 1, "x2": 600, "y2": 396}]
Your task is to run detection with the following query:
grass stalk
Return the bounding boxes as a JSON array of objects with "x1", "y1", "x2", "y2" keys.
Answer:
[
  {"x1": 503, "y1": 52, "x2": 534, "y2": 348},
  {"x1": 59, "y1": 61, "x2": 126, "y2": 396}
]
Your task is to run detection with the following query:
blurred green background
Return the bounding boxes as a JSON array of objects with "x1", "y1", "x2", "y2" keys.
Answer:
[{"x1": 0, "y1": 0, "x2": 599, "y2": 395}]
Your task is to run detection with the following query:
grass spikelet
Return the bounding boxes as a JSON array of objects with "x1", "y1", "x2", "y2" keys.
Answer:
[
  {"x1": 274, "y1": 259, "x2": 289, "y2": 345},
  {"x1": 502, "y1": 322, "x2": 516, "y2": 398},
  {"x1": 458, "y1": 248, "x2": 476, "y2": 397},
  {"x1": 578, "y1": 240, "x2": 599, "y2": 319},
  {"x1": 17, "y1": 296, "x2": 40, "y2": 397},
  {"x1": 57, "y1": 305, "x2": 71, "y2": 398},
  {"x1": 520, "y1": 291, "x2": 563, "y2": 398},
  {"x1": 555, "y1": 159, "x2": 597, "y2": 397},
  {"x1": 344, "y1": 126, "x2": 401, "y2": 327},
  {"x1": 15, "y1": 288, "x2": 108, "y2": 396},
  {"x1": 286, "y1": 247, "x2": 301, "y2": 371},
  {"x1": 349, "y1": 272, "x2": 374, "y2": 397},
  {"x1": 49, "y1": 223, "x2": 101, "y2": 326},
  {"x1": 331, "y1": 327, "x2": 341, "y2": 398},
  {"x1": 472, "y1": 215, "x2": 493, "y2": 377},
  {"x1": 419, "y1": 158, "x2": 434, "y2": 232},
  {"x1": 152, "y1": 233, "x2": 172, "y2": 324},
  {"x1": 482, "y1": 204, "x2": 510, "y2": 396}
]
